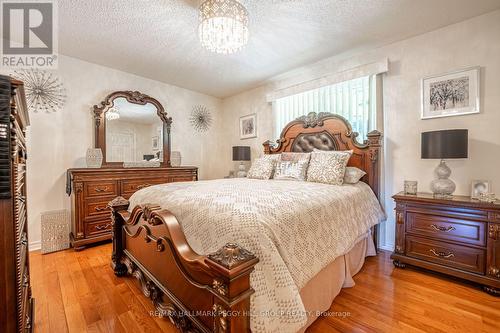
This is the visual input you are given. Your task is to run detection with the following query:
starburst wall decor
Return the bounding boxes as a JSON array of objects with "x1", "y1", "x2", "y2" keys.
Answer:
[
  {"x1": 11, "y1": 68, "x2": 66, "y2": 113},
  {"x1": 190, "y1": 105, "x2": 213, "y2": 132}
]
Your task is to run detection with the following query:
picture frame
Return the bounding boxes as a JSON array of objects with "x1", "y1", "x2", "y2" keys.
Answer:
[
  {"x1": 471, "y1": 180, "x2": 490, "y2": 199},
  {"x1": 421, "y1": 66, "x2": 480, "y2": 119},
  {"x1": 239, "y1": 113, "x2": 257, "y2": 139},
  {"x1": 152, "y1": 136, "x2": 159, "y2": 150}
]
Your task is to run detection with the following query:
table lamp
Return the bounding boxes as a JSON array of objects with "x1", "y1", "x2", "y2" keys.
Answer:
[
  {"x1": 421, "y1": 129, "x2": 468, "y2": 197},
  {"x1": 232, "y1": 146, "x2": 251, "y2": 178}
]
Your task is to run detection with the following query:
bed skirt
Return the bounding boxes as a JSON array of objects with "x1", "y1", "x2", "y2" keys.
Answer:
[{"x1": 297, "y1": 231, "x2": 376, "y2": 332}]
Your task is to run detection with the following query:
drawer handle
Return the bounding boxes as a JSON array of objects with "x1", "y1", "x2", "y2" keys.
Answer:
[
  {"x1": 136, "y1": 183, "x2": 152, "y2": 190},
  {"x1": 94, "y1": 206, "x2": 108, "y2": 212},
  {"x1": 430, "y1": 224, "x2": 456, "y2": 232},
  {"x1": 94, "y1": 186, "x2": 109, "y2": 192},
  {"x1": 95, "y1": 223, "x2": 111, "y2": 231},
  {"x1": 429, "y1": 248, "x2": 455, "y2": 259}
]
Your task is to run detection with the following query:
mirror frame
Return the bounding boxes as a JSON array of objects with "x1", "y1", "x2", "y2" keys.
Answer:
[{"x1": 92, "y1": 90, "x2": 172, "y2": 168}]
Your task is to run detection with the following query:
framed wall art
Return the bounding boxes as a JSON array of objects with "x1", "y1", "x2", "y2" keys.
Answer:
[
  {"x1": 239, "y1": 113, "x2": 257, "y2": 139},
  {"x1": 152, "y1": 136, "x2": 159, "y2": 150},
  {"x1": 421, "y1": 67, "x2": 480, "y2": 119},
  {"x1": 471, "y1": 180, "x2": 490, "y2": 199}
]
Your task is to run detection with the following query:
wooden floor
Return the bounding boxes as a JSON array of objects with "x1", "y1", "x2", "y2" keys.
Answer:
[{"x1": 30, "y1": 243, "x2": 499, "y2": 333}]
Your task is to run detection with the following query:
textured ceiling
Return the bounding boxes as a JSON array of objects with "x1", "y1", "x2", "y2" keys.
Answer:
[{"x1": 58, "y1": 0, "x2": 500, "y2": 98}]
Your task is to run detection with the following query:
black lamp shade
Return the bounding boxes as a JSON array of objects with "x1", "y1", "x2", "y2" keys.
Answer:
[
  {"x1": 232, "y1": 146, "x2": 251, "y2": 161},
  {"x1": 421, "y1": 129, "x2": 468, "y2": 159}
]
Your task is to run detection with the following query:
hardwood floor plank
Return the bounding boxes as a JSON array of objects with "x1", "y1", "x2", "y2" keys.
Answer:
[
  {"x1": 29, "y1": 245, "x2": 500, "y2": 333},
  {"x1": 45, "y1": 270, "x2": 69, "y2": 333}
]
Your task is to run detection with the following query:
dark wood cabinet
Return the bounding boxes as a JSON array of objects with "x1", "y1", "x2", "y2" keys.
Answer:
[
  {"x1": 0, "y1": 77, "x2": 34, "y2": 332},
  {"x1": 391, "y1": 192, "x2": 500, "y2": 296},
  {"x1": 67, "y1": 167, "x2": 197, "y2": 250}
]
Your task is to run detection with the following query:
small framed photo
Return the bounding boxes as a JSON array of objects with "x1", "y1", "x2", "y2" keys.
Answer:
[
  {"x1": 152, "y1": 136, "x2": 159, "y2": 150},
  {"x1": 421, "y1": 67, "x2": 480, "y2": 119},
  {"x1": 471, "y1": 180, "x2": 490, "y2": 199},
  {"x1": 239, "y1": 113, "x2": 257, "y2": 139}
]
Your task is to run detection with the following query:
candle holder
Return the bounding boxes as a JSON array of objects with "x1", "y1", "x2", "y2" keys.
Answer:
[{"x1": 404, "y1": 181, "x2": 418, "y2": 195}]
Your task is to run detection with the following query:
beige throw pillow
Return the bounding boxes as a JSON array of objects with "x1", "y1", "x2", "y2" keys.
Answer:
[
  {"x1": 280, "y1": 152, "x2": 311, "y2": 162},
  {"x1": 343, "y1": 167, "x2": 366, "y2": 184},
  {"x1": 274, "y1": 160, "x2": 309, "y2": 181},
  {"x1": 247, "y1": 155, "x2": 279, "y2": 180},
  {"x1": 306, "y1": 150, "x2": 352, "y2": 185}
]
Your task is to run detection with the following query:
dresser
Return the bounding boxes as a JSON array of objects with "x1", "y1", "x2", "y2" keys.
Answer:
[
  {"x1": 391, "y1": 192, "x2": 500, "y2": 295},
  {"x1": 0, "y1": 77, "x2": 34, "y2": 332},
  {"x1": 67, "y1": 167, "x2": 197, "y2": 250}
]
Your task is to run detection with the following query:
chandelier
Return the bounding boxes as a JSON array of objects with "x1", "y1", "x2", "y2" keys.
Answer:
[{"x1": 198, "y1": 0, "x2": 249, "y2": 54}]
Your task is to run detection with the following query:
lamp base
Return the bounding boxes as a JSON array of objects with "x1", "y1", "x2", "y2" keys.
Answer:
[
  {"x1": 237, "y1": 162, "x2": 247, "y2": 178},
  {"x1": 431, "y1": 160, "x2": 456, "y2": 197}
]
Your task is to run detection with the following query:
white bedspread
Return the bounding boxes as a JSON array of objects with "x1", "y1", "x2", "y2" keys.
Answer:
[{"x1": 129, "y1": 178, "x2": 385, "y2": 333}]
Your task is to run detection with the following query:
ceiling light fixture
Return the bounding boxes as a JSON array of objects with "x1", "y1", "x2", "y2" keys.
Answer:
[{"x1": 198, "y1": 0, "x2": 249, "y2": 55}]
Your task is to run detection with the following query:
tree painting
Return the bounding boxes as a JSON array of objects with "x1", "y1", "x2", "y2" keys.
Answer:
[{"x1": 429, "y1": 76, "x2": 469, "y2": 111}]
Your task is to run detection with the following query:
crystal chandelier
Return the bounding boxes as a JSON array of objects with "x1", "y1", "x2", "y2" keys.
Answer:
[{"x1": 198, "y1": 0, "x2": 249, "y2": 54}]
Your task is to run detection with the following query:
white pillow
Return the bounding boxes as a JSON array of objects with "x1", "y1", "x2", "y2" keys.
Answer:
[
  {"x1": 306, "y1": 150, "x2": 352, "y2": 185},
  {"x1": 343, "y1": 167, "x2": 366, "y2": 184},
  {"x1": 274, "y1": 160, "x2": 309, "y2": 181}
]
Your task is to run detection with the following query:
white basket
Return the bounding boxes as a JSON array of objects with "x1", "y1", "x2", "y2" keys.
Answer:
[{"x1": 41, "y1": 209, "x2": 70, "y2": 254}]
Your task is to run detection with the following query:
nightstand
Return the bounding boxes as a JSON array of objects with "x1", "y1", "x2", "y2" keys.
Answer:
[{"x1": 391, "y1": 192, "x2": 500, "y2": 296}]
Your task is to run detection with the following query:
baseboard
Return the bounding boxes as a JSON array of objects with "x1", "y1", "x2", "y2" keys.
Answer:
[
  {"x1": 378, "y1": 243, "x2": 394, "y2": 252},
  {"x1": 29, "y1": 240, "x2": 41, "y2": 252}
]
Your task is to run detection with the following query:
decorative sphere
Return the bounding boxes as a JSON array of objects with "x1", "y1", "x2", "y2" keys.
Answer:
[
  {"x1": 435, "y1": 161, "x2": 451, "y2": 179},
  {"x1": 431, "y1": 179, "x2": 456, "y2": 195}
]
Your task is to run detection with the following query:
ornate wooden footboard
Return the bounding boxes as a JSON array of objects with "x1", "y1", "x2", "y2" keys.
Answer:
[{"x1": 109, "y1": 197, "x2": 259, "y2": 333}]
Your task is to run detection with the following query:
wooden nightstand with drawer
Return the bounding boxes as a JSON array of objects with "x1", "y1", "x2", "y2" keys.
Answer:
[{"x1": 391, "y1": 192, "x2": 500, "y2": 296}]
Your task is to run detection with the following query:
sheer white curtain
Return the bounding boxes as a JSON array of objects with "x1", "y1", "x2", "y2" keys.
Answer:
[{"x1": 272, "y1": 75, "x2": 377, "y2": 142}]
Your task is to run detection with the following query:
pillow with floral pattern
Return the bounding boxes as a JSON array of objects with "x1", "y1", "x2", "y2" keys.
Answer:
[{"x1": 307, "y1": 150, "x2": 352, "y2": 185}]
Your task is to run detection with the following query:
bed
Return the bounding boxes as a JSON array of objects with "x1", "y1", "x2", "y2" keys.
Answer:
[{"x1": 109, "y1": 112, "x2": 384, "y2": 333}]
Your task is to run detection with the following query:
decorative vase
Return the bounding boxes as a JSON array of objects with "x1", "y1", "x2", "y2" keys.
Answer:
[
  {"x1": 86, "y1": 148, "x2": 103, "y2": 168},
  {"x1": 431, "y1": 160, "x2": 456, "y2": 197},
  {"x1": 171, "y1": 151, "x2": 181, "y2": 167}
]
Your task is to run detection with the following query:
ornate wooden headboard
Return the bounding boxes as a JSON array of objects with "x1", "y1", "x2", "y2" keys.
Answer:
[{"x1": 263, "y1": 112, "x2": 382, "y2": 197}]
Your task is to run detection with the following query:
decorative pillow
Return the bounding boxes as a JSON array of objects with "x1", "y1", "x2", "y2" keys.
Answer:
[
  {"x1": 247, "y1": 156, "x2": 278, "y2": 180},
  {"x1": 262, "y1": 154, "x2": 281, "y2": 178},
  {"x1": 280, "y1": 152, "x2": 311, "y2": 162},
  {"x1": 274, "y1": 160, "x2": 309, "y2": 181},
  {"x1": 306, "y1": 150, "x2": 352, "y2": 185},
  {"x1": 343, "y1": 167, "x2": 366, "y2": 184}
]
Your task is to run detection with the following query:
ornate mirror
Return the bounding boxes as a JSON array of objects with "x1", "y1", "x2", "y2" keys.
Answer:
[{"x1": 93, "y1": 91, "x2": 171, "y2": 167}]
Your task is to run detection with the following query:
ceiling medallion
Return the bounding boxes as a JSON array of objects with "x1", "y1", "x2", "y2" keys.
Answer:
[
  {"x1": 11, "y1": 68, "x2": 66, "y2": 113},
  {"x1": 198, "y1": 0, "x2": 249, "y2": 55}
]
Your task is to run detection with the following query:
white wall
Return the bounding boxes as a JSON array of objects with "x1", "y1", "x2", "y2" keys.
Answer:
[
  {"x1": 3, "y1": 54, "x2": 222, "y2": 249},
  {"x1": 220, "y1": 10, "x2": 500, "y2": 250}
]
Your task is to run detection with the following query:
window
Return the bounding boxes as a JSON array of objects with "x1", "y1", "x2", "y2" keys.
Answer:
[{"x1": 273, "y1": 75, "x2": 377, "y2": 142}]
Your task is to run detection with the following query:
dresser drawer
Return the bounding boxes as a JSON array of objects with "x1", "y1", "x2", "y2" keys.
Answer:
[
  {"x1": 169, "y1": 175, "x2": 196, "y2": 183},
  {"x1": 121, "y1": 178, "x2": 169, "y2": 196},
  {"x1": 84, "y1": 181, "x2": 118, "y2": 197},
  {"x1": 85, "y1": 219, "x2": 112, "y2": 236},
  {"x1": 406, "y1": 212, "x2": 486, "y2": 247},
  {"x1": 84, "y1": 198, "x2": 113, "y2": 219},
  {"x1": 406, "y1": 236, "x2": 485, "y2": 274}
]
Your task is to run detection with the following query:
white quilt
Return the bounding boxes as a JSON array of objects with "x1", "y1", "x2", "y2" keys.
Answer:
[{"x1": 129, "y1": 178, "x2": 385, "y2": 333}]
